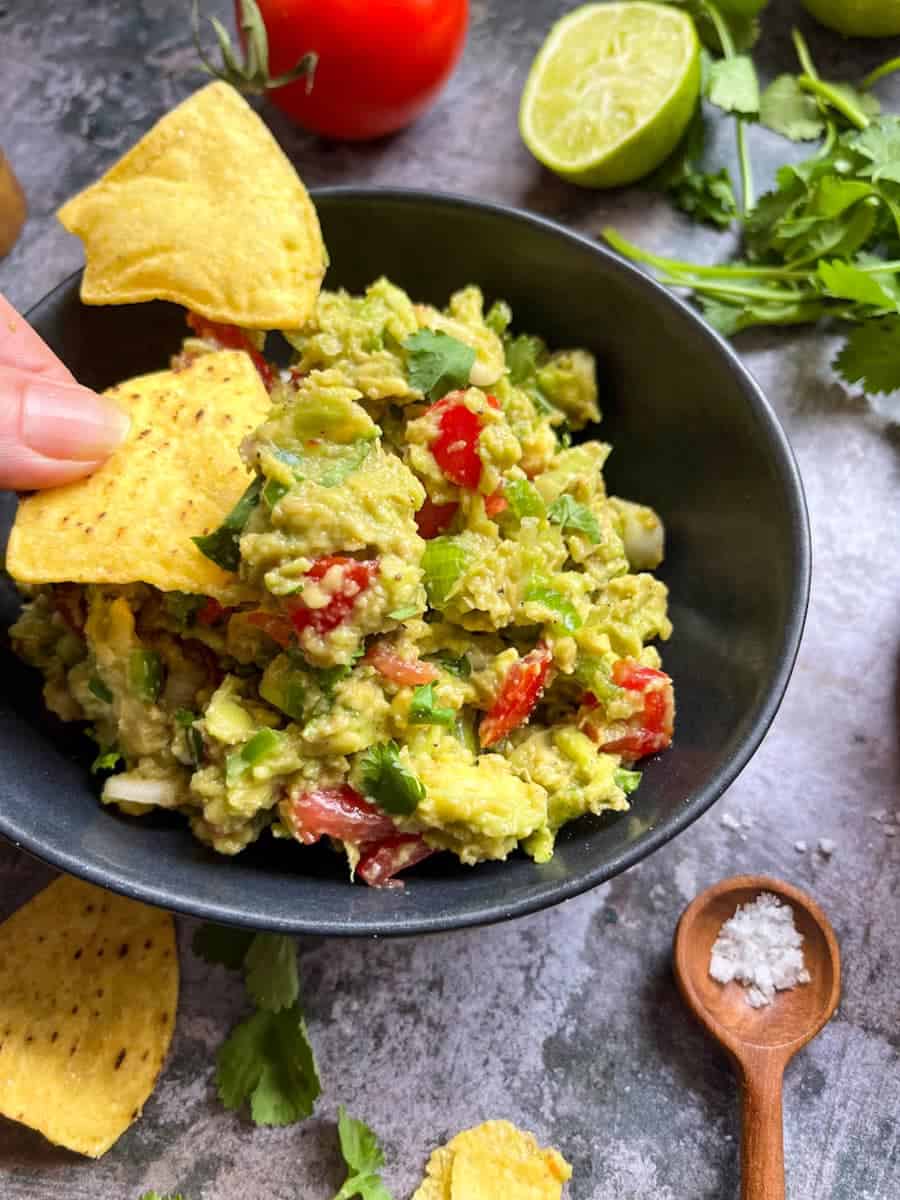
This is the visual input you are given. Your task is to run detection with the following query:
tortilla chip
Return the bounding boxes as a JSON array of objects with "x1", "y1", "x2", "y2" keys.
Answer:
[
  {"x1": 57, "y1": 82, "x2": 325, "y2": 330},
  {"x1": 0, "y1": 875, "x2": 178, "y2": 1158},
  {"x1": 6, "y1": 350, "x2": 268, "y2": 601},
  {"x1": 413, "y1": 1121, "x2": 572, "y2": 1200}
]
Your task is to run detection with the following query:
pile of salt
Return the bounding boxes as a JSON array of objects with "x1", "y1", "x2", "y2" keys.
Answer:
[{"x1": 709, "y1": 892, "x2": 811, "y2": 1008}]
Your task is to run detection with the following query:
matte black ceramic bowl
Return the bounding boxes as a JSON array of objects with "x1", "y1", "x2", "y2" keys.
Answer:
[{"x1": 0, "y1": 189, "x2": 810, "y2": 935}]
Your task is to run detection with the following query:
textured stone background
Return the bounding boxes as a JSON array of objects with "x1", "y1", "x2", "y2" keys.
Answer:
[{"x1": 1, "y1": 1, "x2": 899, "y2": 1197}]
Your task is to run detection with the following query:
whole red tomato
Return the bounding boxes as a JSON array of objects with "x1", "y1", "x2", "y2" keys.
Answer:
[{"x1": 238, "y1": 0, "x2": 469, "y2": 141}]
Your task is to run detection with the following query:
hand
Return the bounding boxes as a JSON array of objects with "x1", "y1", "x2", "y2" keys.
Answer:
[{"x1": 0, "y1": 293, "x2": 129, "y2": 489}]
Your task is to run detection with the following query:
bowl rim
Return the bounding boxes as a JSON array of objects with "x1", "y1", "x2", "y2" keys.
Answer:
[{"x1": 5, "y1": 186, "x2": 811, "y2": 935}]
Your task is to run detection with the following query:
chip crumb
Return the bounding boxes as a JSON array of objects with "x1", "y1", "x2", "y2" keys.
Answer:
[{"x1": 412, "y1": 1119, "x2": 571, "y2": 1200}]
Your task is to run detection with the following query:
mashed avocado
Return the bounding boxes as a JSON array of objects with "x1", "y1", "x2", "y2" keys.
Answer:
[{"x1": 11, "y1": 280, "x2": 674, "y2": 886}]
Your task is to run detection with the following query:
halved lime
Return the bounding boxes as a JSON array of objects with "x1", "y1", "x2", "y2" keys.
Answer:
[
  {"x1": 802, "y1": 0, "x2": 900, "y2": 37},
  {"x1": 519, "y1": 2, "x2": 701, "y2": 189}
]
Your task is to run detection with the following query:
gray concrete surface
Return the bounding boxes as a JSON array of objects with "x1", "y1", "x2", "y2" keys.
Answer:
[{"x1": 0, "y1": 1, "x2": 898, "y2": 1197}]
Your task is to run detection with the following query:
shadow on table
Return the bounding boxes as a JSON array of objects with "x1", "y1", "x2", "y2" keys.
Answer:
[{"x1": 638, "y1": 957, "x2": 741, "y2": 1194}]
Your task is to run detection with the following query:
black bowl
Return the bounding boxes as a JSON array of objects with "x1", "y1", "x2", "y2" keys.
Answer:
[{"x1": 0, "y1": 189, "x2": 809, "y2": 935}]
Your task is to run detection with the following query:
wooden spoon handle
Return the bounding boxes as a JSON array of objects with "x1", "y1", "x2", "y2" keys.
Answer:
[{"x1": 739, "y1": 1055, "x2": 785, "y2": 1200}]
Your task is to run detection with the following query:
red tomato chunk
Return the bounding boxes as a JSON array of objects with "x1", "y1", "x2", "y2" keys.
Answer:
[
  {"x1": 288, "y1": 785, "x2": 397, "y2": 846},
  {"x1": 186, "y1": 312, "x2": 275, "y2": 389},
  {"x1": 365, "y1": 642, "x2": 440, "y2": 685},
  {"x1": 600, "y1": 658, "x2": 674, "y2": 760},
  {"x1": 288, "y1": 556, "x2": 379, "y2": 638},
  {"x1": 479, "y1": 644, "x2": 553, "y2": 748},
  {"x1": 357, "y1": 834, "x2": 434, "y2": 888}
]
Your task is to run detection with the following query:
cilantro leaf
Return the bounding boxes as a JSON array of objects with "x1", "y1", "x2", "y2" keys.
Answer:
[
  {"x1": 707, "y1": 55, "x2": 759, "y2": 116},
  {"x1": 163, "y1": 592, "x2": 206, "y2": 630},
  {"x1": 192, "y1": 476, "x2": 263, "y2": 573},
  {"x1": 834, "y1": 317, "x2": 900, "y2": 397},
  {"x1": 654, "y1": 108, "x2": 737, "y2": 228},
  {"x1": 192, "y1": 922, "x2": 255, "y2": 970},
  {"x1": 404, "y1": 330, "x2": 475, "y2": 401},
  {"x1": 332, "y1": 1108, "x2": 395, "y2": 1200},
  {"x1": 504, "y1": 478, "x2": 546, "y2": 519},
  {"x1": 432, "y1": 654, "x2": 471, "y2": 678},
  {"x1": 547, "y1": 494, "x2": 602, "y2": 543},
  {"x1": 759, "y1": 75, "x2": 824, "y2": 142},
  {"x1": 139, "y1": 1193, "x2": 189, "y2": 1200},
  {"x1": 854, "y1": 119, "x2": 900, "y2": 185},
  {"x1": 668, "y1": 164, "x2": 738, "y2": 228},
  {"x1": 243, "y1": 933, "x2": 299, "y2": 1012},
  {"x1": 408, "y1": 683, "x2": 456, "y2": 727},
  {"x1": 358, "y1": 741, "x2": 425, "y2": 816},
  {"x1": 818, "y1": 260, "x2": 899, "y2": 309},
  {"x1": 215, "y1": 1003, "x2": 320, "y2": 1127}
]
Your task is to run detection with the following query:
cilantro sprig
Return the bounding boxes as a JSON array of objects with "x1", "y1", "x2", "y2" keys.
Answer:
[
  {"x1": 403, "y1": 329, "x2": 475, "y2": 401},
  {"x1": 331, "y1": 1108, "x2": 395, "y2": 1200},
  {"x1": 358, "y1": 741, "x2": 426, "y2": 816},
  {"x1": 193, "y1": 924, "x2": 321, "y2": 1127},
  {"x1": 607, "y1": 28, "x2": 900, "y2": 418}
]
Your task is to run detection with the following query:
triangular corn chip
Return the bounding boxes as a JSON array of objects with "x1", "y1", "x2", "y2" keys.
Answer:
[
  {"x1": 6, "y1": 350, "x2": 268, "y2": 601},
  {"x1": 58, "y1": 82, "x2": 325, "y2": 330},
  {"x1": 0, "y1": 875, "x2": 178, "y2": 1158}
]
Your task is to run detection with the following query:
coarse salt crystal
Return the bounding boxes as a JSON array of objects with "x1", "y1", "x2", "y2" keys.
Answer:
[
  {"x1": 709, "y1": 892, "x2": 811, "y2": 1008},
  {"x1": 794, "y1": 840, "x2": 808, "y2": 853},
  {"x1": 817, "y1": 838, "x2": 835, "y2": 857},
  {"x1": 720, "y1": 812, "x2": 742, "y2": 832}
]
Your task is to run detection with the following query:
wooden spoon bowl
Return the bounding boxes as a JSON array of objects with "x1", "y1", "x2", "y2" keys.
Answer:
[{"x1": 674, "y1": 875, "x2": 841, "y2": 1200}]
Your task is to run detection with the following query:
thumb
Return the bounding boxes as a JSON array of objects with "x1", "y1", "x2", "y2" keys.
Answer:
[{"x1": 0, "y1": 367, "x2": 130, "y2": 490}]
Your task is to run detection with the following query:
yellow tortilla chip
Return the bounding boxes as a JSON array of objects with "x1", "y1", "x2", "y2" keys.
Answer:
[
  {"x1": 6, "y1": 350, "x2": 268, "y2": 601},
  {"x1": 58, "y1": 82, "x2": 325, "y2": 329},
  {"x1": 0, "y1": 875, "x2": 178, "y2": 1158},
  {"x1": 413, "y1": 1121, "x2": 572, "y2": 1200}
]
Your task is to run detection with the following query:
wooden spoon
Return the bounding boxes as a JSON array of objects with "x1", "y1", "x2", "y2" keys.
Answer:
[{"x1": 673, "y1": 875, "x2": 840, "y2": 1200}]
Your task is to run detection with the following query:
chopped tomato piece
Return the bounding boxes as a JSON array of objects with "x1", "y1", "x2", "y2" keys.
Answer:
[
  {"x1": 416, "y1": 497, "x2": 459, "y2": 538},
  {"x1": 484, "y1": 488, "x2": 508, "y2": 517},
  {"x1": 246, "y1": 610, "x2": 294, "y2": 647},
  {"x1": 288, "y1": 556, "x2": 379, "y2": 638},
  {"x1": 288, "y1": 785, "x2": 397, "y2": 846},
  {"x1": 186, "y1": 312, "x2": 275, "y2": 390},
  {"x1": 365, "y1": 641, "x2": 439, "y2": 686},
  {"x1": 357, "y1": 834, "x2": 434, "y2": 888},
  {"x1": 429, "y1": 391, "x2": 499, "y2": 490},
  {"x1": 600, "y1": 658, "x2": 674, "y2": 761},
  {"x1": 196, "y1": 597, "x2": 229, "y2": 626},
  {"x1": 479, "y1": 644, "x2": 553, "y2": 748}
]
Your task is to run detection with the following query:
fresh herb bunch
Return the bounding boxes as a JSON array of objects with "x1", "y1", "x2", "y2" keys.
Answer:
[{"x1": 609, "y1": 23, "x2": 900, "y2": 415}]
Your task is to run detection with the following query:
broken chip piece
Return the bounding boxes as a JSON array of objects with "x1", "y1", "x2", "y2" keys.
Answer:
[
  {"x1": 413, "y1": 1119, "x2": 572, "y2": 1200},
  {"x1": 57, "y1": 81, "x2": 326, "y2": 330},
  {"x1": 0, "y1": 875, "x2": 178, "y2": 1158},
  {"x1": 6, "y1": 350, "x2": 269, "y2": 602}
]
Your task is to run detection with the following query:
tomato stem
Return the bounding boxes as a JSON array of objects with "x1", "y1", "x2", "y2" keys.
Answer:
[{"x1": 192, "y1": 0, "x2": 317, "y2": 96}]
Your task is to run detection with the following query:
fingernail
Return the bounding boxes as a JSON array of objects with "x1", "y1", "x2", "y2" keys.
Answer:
[{"x1": 21, "y1": 382, "x2": 131, "y2": 462}]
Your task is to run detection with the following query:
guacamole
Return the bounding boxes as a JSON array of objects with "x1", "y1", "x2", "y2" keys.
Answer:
[{"x1": 11, "y1": 280, "x2": 673, "y2": 886}]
